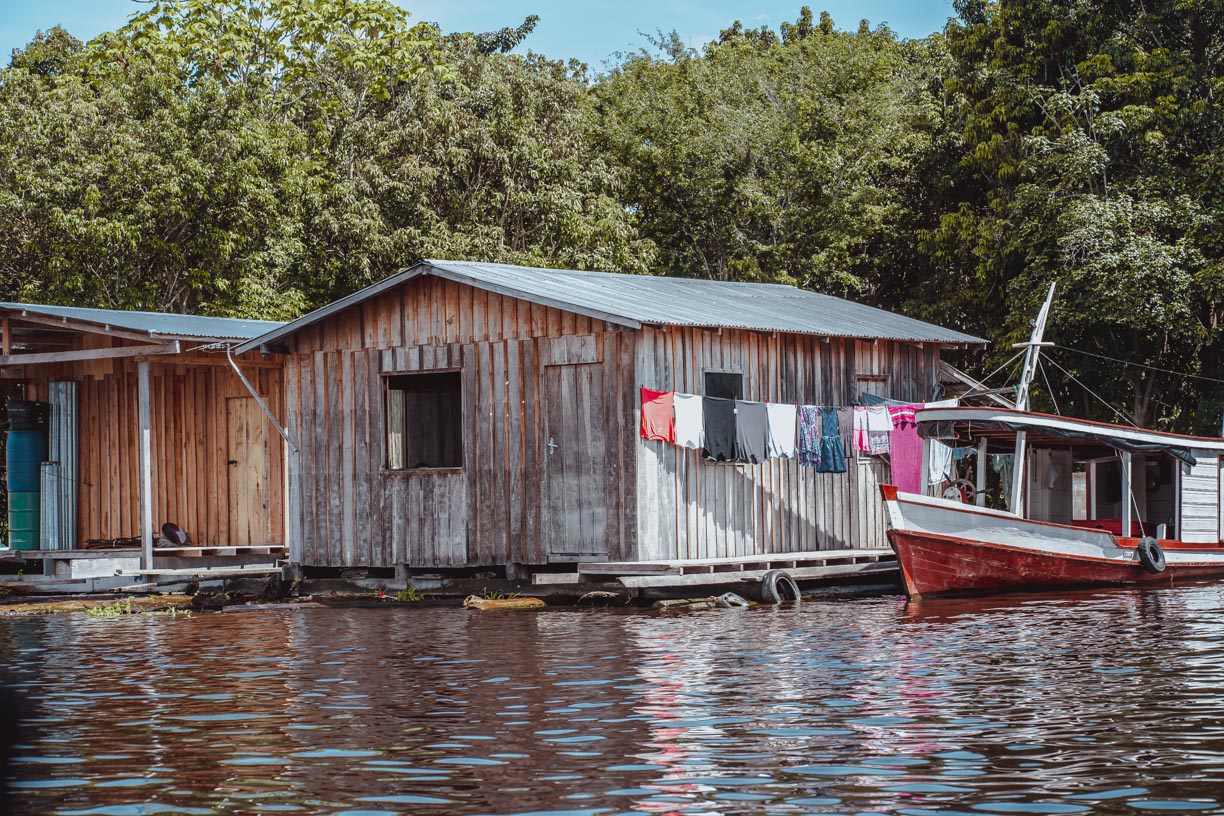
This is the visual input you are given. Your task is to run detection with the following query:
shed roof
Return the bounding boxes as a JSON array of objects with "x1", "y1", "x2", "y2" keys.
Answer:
[
  {"x1": 0, "y1": 303, "x2": 284, "y2": 341},
  {"x1": 236, "y1": 260, "x2": 986, "y2": 354}
]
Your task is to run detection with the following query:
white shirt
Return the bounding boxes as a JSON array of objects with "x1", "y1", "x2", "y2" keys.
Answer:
[
  {"x1": 766, "y1": 403, "x2": 797, "y2": 458},
  {"x1": 673, "y1": 393, "x2": 704, "y2": 449}
]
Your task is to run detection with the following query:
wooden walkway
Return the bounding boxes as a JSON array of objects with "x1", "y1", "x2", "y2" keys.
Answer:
[{"x1": 577, "y1": 547, "x2": 897, "y2": 590}]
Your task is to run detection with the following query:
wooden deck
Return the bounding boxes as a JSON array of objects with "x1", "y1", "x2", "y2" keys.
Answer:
[{"x1": 577, "y1": 547, "x2": 897, "y2": 590}]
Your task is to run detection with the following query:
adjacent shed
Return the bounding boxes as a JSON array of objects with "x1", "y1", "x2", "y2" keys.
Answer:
[
  {"x1": 238, "y1": 260, "x2": 986, "y2": 572},
  {"x1": 0, "y1": 304, "x2": 287, "y2": 569}
]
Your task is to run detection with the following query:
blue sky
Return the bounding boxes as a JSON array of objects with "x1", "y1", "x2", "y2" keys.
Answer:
[{"x1": 3, "y1": 1, "x2": 957, "y2": 71}]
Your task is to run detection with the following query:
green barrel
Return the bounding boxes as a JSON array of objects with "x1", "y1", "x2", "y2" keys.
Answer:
[
  {"x1": 8, "y1": 491, "x2": 39, "y2": 550},
  {"x1": 6, "y1": 429, "x2": 48, "y2": 492}
]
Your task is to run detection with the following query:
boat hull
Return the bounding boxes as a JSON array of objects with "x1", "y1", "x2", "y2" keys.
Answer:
[{"x1": 880, "y1": 486, "x2": 1224, "y2": 598}]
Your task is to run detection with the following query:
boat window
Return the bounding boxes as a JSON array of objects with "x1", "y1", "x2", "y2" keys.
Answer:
[{"x1": 385, "y1": 371, "x2": 463, "y2": 470}]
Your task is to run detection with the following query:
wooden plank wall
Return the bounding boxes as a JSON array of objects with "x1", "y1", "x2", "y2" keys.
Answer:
[
  {"x1": 633, "y1": 327, "x2": 941, "y2": 559},
  {"x1": 285, "y1": 276, "x2": 636, "y2": 568},
  {"x1": 26, "y1": 349, "x2": 284, "y2": 547}
]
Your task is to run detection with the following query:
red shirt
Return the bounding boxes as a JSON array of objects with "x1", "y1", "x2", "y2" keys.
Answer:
[{"x1": 640, "y1": 388, "x2": 675, "y2": 442}]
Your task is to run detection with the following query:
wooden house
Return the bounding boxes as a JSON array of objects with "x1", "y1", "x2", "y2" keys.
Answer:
[
  {"x1": 238, "y1": 261, "x2": 986, "y2": 574},
  {"x1": 0, "y1": 304, "x2": 287, "y2": 572}
]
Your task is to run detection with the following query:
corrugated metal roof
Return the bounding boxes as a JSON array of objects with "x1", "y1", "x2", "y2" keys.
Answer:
[
  {"x1": 235, "y1": 260, "x2": 986, "y2": 353},
  {"x1": 0, "y1": 303, "x2": 284, "y2": 341}
]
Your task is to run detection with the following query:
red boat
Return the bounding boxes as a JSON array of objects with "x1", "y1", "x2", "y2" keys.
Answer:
[{"x1": 882, "y1": 284, "x2": 1224, "y2": 598}]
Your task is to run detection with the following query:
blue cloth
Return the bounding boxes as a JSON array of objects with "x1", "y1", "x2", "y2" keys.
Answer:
[
  {"x1": 815, "y1": 407, "x2": 847, "y2": 473},
  {"x1": 797, "y1": 406, "x2": 822, "y2": 467}
]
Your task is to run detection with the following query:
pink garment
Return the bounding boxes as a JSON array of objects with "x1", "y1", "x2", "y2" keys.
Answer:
[
  {"x1": 853, "y1": 407, "x2": 871, "y2": 452},
  {"x1": 887, "y1": 404, "x2": 923, "y2": 494}
]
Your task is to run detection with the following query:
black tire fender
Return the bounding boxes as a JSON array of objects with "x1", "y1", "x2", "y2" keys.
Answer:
[
  {"x1": 760, "y1": 569, "x2": 801, "y2": 604},
  {"x1": 1137, "y1": 536, "x2": 1166, "y2": 574}
]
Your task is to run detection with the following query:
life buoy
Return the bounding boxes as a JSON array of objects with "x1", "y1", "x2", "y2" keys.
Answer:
[
  {"x1": 1137, "y1": 536, "x2": 1166, "y2": 574},
  {"x1": 760, "y1": 569, "x2": 801, "y2": 604}
]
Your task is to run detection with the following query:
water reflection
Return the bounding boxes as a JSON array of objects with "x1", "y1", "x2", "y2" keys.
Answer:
[{"x1": 3, "y1": 586, "x2": 1224, "y2": 815}]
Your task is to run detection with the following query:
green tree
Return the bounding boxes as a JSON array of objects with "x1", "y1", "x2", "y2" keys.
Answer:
[
  {"x1": 924, "y1": 0, "x2": 1224, "y2": 430},
  {"x1": 589, "y1": 10, "x2": 947, "y2": 302},
  {"x1": 0, "y1": 3, "x2": 652, "y2": 316}
]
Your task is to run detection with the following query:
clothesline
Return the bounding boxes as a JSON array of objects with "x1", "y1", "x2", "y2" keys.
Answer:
[{"x1": 639, "y1": 387, "x2": 959, "y2": 491}]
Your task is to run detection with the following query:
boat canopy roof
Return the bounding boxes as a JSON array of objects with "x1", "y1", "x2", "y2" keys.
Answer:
[{"x1": 915, "y1": 407, "x2": 1224, "y2": 466}]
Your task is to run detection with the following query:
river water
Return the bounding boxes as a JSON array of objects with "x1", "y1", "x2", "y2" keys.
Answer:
[{"x1": 4, "y1": 585, "x2": 1224, "y2": 815}]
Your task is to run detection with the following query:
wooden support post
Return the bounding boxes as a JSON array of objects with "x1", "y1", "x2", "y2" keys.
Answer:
[
  {"x1": 137, "y1": 360, "x2": 154, "y2": 573},
  {"x1": 1, "y1": 316, "x2": 9, "y2": 356},
  {"x1": 1121, "y1": 451, "x2": 1133, "y2": 537},
  {"x1": 975, "y1": 437, "x2": 988, "y2": 507}
]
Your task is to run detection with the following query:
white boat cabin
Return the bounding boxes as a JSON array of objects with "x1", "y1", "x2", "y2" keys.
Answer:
[{"x1": 913, "y1": 407, "x2": 1224, "y2": 544}]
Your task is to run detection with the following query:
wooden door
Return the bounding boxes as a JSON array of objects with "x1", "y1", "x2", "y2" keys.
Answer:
[
  {"x1": 541, "y1": 362, "x2": 608, "y2": 561},
  {"x1": 227, "y1": 397, "x2": 271, "y2": 547}
]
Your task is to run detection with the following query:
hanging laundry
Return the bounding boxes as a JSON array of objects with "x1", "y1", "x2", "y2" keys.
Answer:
[
  {"x1": 815, "y1": 407, "x2": 848, "y2": 473},
  {"x1": 992, "y1": 454, "x2": 1016, "y2": 510},
  {"x1": 951, "y1": 446, "x2": 977, "y2": 461},
  {"x1": 702, "y1": 396, "x2": 737, "y2": 462},
  {"x1": 853, "y1": 407, "x2": 871, "y2": 453},
  {"x1": 766, "y1": 403, "x2": 797, "y2": 459},
  {"x1": 928, "y1": 440, "x2": 954, "y2": 485},
  {"x1": 866, "y1": 406, "x2": 893, "y2": 455},
  {"x1": 887, "y1": 404, "x2": 923, "y2": 494},
  {"x1": 673, "y1": 393, "x2": 704, "y2": 450},
  {"x1": 837, "y1": 406, "x2": 857, "y2": 461},
  {"x1": 797, "y1": 405, "x2": 823, "y2": 467},
  {"x1": 734, "y1": 400, "x2": 769, "y2": 464},
  {"x1": 639, "y1": 388, "x2": 675, "y2": 442}
]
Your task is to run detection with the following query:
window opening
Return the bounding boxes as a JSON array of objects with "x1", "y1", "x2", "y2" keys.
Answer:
[
  {"x1": 704, "y1": 372, "x2": 743, "y2": 400},
  {"x1": 385, "y1": 371, "x2": 463, "y2": 469}
]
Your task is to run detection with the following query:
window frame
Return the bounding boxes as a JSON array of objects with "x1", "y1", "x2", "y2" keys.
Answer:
[
  {"x1": 380, "y1": 367, "x2": 465, "y2": 474},
  {"x1": 703, "y1": 370, "x2": 744, "y2": 401}
]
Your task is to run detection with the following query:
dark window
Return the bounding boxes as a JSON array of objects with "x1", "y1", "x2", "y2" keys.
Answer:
[
  {"x1": 385, "y1": 371, "x2": 463, "y2": 469},
  {"x1": 704, "y1": 372, "x2": 743, "y2": 400}
]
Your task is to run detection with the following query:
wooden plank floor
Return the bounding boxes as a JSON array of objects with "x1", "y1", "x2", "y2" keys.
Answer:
[{"x1": 578, "y1": 547, "x2": 894, "y2": 577}]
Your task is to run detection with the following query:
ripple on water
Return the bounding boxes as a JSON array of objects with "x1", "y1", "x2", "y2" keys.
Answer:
[{"x1": 9, "y1": 592, "x2": 1224, "y2": 816}]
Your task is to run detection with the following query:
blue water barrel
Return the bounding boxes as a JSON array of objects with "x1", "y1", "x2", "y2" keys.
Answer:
[
  {"x1": 6, "y1": 429, "x2": 48, "y2": 492},
  {"x1": 8, "y1": 491, "x2": 38, "y2": 550}
]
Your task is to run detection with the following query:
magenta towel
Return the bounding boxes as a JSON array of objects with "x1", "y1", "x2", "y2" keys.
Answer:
[{"x1": 888, "y1": 404, "x2": 924, "y2": 494}]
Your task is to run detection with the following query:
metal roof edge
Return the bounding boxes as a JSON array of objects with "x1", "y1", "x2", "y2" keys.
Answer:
[
  {"x1": 421, "y1": 261, "x2": 642, "y2": 330},
  {"x1": 233, "y1": 265, "x2": 429, "y2": 354},
  {"x1": 0, "y1": 303, "x2": 282, "y2": 342}
]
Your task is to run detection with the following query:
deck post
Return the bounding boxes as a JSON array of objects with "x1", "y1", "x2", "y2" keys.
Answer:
[
  {"x1": 137, "y1": 359, "x2": 154, "y2": 574},
  {"x1": 975, "y1": 437, "x2": 987, "y2": 506},
  {"x1": 1121, "y1": 451, "x2": 1133, "y2": 537}
]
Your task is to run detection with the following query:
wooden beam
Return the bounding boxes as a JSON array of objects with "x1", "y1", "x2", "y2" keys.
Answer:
[
  {"x1": 2, "y1": 311, "x2": 162, "y2": 344},
  {"x1": 0, "y1": 341, "x2": 180, "y2": 366},
  {"x1": 137, "y1": 360, "x2": 154, "y2": 574}
]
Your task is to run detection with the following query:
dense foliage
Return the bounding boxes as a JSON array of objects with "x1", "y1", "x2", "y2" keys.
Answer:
[{"x1": 1, "y1": 0, "x2": 1222, "y2": 431}]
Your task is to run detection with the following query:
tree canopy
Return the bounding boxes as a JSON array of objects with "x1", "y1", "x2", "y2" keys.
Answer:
[{"x1": 1, "y1": 1, "x2": 1222, "y2": 432}]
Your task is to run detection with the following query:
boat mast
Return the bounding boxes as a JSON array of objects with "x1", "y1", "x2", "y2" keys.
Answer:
[{"x1": 1008, "y1": 282, "x2": 1057, "y2": 515}]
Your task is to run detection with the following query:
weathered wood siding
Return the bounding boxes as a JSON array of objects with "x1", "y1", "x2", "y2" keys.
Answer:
[
  {"x1": 26, "y1": 349, "x2": 284, "y2": 548},
  {"x1": 285, "y1": 276, "x2": 636, "y2": 568},
  {"x1": 633, "y1": 327, "x2": 940, "y2": 559}
]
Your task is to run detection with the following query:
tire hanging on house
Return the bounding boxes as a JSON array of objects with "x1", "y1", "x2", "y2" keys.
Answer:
[{"x1": 1137, "y1": 536, "x2": 1166, "y2": 575}]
